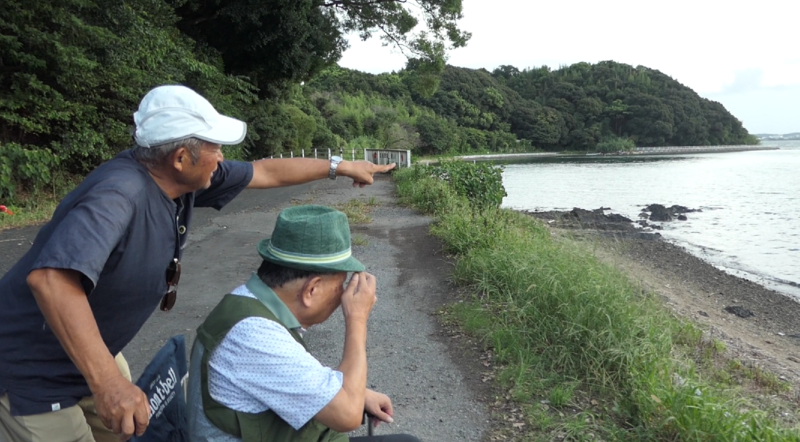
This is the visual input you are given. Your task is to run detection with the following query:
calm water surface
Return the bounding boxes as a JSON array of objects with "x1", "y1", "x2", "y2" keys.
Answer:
[{"x1": 501, "y1": 140, "x2": 800, "y2": 299}]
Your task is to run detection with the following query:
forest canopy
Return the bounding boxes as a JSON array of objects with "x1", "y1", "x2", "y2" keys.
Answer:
[{"x1": 0, "y1": 0, "x2": 755, "y2": 202}]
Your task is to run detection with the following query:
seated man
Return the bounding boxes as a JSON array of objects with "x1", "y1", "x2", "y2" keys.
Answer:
[{"x1": 187, "y1": 205, "x2": 419, "y2": 442}]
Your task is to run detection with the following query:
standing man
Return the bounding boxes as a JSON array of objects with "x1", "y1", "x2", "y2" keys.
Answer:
[{"x1": 0, "y1": 85, "x2": 395, "y2": 442}]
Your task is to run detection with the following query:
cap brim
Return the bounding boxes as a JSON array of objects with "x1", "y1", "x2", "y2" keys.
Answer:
[
  {"x1": 194, "y1": 115, "x2": 247, "y2": 145},
  {"x1": 257, "y1": 238, "x2": 365, "y2": 273}
]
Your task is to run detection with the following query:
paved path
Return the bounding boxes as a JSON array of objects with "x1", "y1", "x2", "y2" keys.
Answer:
[{"x1": 0, "y1": 176, "x2": 490, "y2": 442}]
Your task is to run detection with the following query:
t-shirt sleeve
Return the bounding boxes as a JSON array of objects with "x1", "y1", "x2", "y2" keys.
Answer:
[
  {"x1": 208, "y1": 317, "x2": 343, "y2": 430},
  {"x1": 32, "y1": 187, "x2": 135, "y2": 288},
  {"x1": 194, "y1": 160, "x2": 253, "y2": 210}
]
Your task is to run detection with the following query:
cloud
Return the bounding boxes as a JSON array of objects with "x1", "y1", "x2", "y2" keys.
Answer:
[
  {"x1": 706, "y1": 84, "x2": 800, "y2": 134},
  {"x1": 721, "y1": 69, "x2": 764, "y2": 94}
]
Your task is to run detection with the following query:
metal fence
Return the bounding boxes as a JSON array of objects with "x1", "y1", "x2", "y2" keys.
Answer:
[{"x1": 268, "y1": 148, "x2": 361, "y2": 161}]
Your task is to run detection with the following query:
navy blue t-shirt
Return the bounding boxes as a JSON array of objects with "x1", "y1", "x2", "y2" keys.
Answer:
[{"x1": 0, "y1": 150, "x2": 253, "y2": 416}]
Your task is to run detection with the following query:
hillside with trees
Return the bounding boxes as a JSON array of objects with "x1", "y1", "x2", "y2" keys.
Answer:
[
  {"x1": 1, "y1": 0, "x2": 755, "y2": 203},
  {"x1": 0, "y1": 0, "x2": 467, "y2": 202},
  {"x1": 304, "y1": 62, "x2": 757, "y2": 157}
]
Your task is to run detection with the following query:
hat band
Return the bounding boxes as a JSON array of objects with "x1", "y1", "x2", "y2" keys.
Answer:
[{"x1": 267, "y1": 242, "x2": 352, "y2": 266}]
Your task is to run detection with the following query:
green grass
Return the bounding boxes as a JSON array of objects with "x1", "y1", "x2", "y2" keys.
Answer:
[
  {"x1": 335, "y1": 197, "x2": 378, "y2": 224},
  {"x1": 351, "y1": 234, "x2": 369, "y2": 246},
  {"x1": 0, "y1": 173, "x2": 80, "y2": 231},
  {"x1": 393, "y1": 165, "x2": 800, "y2": 441},
  {"x1": 0, "y1": 202, "x2": 57, "y2": 230}
]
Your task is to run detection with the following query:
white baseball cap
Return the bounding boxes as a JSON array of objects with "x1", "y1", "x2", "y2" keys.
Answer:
[{"x1": 133, "y1": 85, "x2": 247, "y2": 148}]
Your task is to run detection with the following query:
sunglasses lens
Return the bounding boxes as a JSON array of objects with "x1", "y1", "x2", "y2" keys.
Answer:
[
  {"x1": 166, "y1": 262, "x2": 180, "y2": 284},
  {"x1": 160, "y1": 291, "x2": 177, "y2": 311},
  {"x1": 162, "y1": 259, "x2": 181, "y2": 311}
]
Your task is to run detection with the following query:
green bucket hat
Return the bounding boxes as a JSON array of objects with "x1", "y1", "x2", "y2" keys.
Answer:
[{"x1": 257, "y1": 205, "x2": 365, "y2": 273}]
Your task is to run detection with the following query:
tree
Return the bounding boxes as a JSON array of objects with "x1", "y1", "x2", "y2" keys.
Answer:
[
  {"x1": 603, "y1": 99, "x2": 630, "y2": 136},
  {"x1": 509, "y1": 106, "x2": 564, "y2": 149},
  {"x1": 415, "y1": 114, "x2": 460, "y2": 154},
  {"x1": 492, "y1": 65, "x2": 520, "y2": 82},
  {"x1": 0, "y1": 0, "x2": 251, "y2": 173},
  {"x1": 285, "y1": 105, "x2": 317, "y2": 152},
  {"x1": 174, "y1": 0, "x2": 470, "y2": 93},
  {"x1": 175, "y1": 0, "x2": 345, "y2": 94}
]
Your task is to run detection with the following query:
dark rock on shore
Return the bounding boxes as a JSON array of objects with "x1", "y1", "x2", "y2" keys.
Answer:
[
  {"x1": 647, "y1": 204, "x2": 674, "y2": 221},
  {"x1": 725, "y1": 305, "x2": 755, "y2": 318},
  {"x1": 526, "y1": 203, "x2": 698, "y2": 239},
  {"x1": 643, "y1": 203, "x2": 701, "y2": 222},
  {"x1": 637, "y1": 219, "x2": 663, "y2": 230},
  {"x1": 526, "y1": 207, "x2": 662, "y2": 240},
  {"x1": 527, "y1": 207, "x2": 632, "y2": 230}
]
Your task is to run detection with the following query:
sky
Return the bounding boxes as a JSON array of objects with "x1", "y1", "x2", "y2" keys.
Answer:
[{"x1": 338, "y1": 0, "x2": 800, "y2": 135}]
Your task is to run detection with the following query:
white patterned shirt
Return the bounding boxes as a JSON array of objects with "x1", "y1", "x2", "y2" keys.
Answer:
[{"x1": 206, "y1": 282, "x2": 344, "y2": 430}]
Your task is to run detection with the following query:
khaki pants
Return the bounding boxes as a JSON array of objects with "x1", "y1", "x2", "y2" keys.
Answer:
[{"x1": 0, "y1": 354, "x2": 131, "y2": 442}]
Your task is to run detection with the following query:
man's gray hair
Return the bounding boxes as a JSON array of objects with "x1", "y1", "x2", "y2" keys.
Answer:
[{"x1": 132, "y1": 137, "x2": 206, "y2": 167}]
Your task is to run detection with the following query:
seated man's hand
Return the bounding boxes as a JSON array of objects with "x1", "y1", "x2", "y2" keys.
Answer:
[
  {"x1": 365, "y1": 389, "x2": 394, "y2": 426},
  {"x1": 340, "y1": 272, "x2": 377, "y2": 323}
]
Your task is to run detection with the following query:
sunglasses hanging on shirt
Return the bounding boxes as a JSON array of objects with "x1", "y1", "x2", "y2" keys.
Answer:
[
  {"x1": 160, "y1": 258, "x2": 181, "y2": 311},
  {"x1": 161, "y1": 198, "x2": 185, "y2": 312}
]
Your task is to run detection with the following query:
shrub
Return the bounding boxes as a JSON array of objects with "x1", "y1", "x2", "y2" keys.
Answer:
[
  {"x1": 427, "y1": 160, "x2": 506, "y2": 209},
  {"x1": 0, "y1": 143, "x2": 60, "y2": 201},
  {"x1": 596, "y1": 136, "x2": 636, "y2": 153}
]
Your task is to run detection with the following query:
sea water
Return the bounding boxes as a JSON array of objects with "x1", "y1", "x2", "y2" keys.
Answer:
[{"x1": 501, "y1": 140, "x2": 800, "y2": 299}]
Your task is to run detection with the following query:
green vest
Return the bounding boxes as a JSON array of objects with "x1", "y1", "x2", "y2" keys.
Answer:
[{"x1": 195, "y1": 293, "x2": 348, "y2": 442}]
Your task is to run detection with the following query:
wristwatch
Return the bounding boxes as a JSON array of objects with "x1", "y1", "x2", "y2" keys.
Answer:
[{"x1": 329, "y1": 155, "x2": 342, "y2": 180}]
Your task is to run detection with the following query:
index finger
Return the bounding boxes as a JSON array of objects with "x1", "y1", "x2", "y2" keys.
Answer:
[
  {"x1": 380, "y1": 397, "x2": 394, "y2": 418},
  {"x1": 375, "y1": 163, "x2": 396, "y2": 173},
  {"x1": 343, "y1": 273, "x2": 361, "y2": 295}
]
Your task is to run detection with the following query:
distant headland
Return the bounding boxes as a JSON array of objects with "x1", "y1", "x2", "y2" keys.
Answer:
[{"x1": 754, "y1": 132, "x2": 800, "y2": 141}]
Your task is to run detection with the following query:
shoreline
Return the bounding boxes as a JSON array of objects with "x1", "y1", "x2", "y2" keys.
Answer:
[
  {"x1": 527, "y1": 208, "x2": 800, "y2": 394},
  {"x1": 527, "y1": 206, "x2": 800, "y2": 302},
  {"x1": 454, "y1": 145, "x2": 777, "y2": 163}
]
